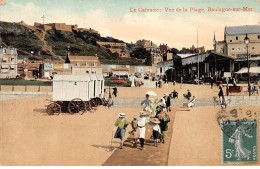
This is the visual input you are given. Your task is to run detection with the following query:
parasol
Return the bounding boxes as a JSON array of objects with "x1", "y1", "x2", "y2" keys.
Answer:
[{"x1": 146, "y1": 91, "x2": 157, "y2": 96}]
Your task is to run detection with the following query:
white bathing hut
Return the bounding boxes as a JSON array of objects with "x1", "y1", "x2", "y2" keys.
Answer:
[{"x1": 53, "y1": 74, "x2": 104, "y2": 101}]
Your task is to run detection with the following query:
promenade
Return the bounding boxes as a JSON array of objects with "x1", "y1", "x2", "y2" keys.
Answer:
[{"x1": 103, "y1": 109, "x2": 177, "y2": 166}]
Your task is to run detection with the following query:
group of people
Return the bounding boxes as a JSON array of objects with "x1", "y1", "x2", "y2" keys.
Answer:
[{"x1": 114, "y1": 94, "x2": 171, "y2": 150}]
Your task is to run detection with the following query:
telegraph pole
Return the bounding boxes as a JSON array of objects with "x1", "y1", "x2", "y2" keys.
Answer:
[
  {"x1": 41, "y1": 15, "x2": 45, "y2": 24},
  {"x1": 197, "y1": 26, "x2": 200, "y2": 83}
]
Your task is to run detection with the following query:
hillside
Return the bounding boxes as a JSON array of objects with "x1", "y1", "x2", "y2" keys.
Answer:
[{"x1": 0, "y1": 21, "x2": 137, "y2": 64}]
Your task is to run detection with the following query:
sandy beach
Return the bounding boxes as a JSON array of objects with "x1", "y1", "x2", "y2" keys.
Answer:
[
  {"x1": 0, "y1": 96, "x2": 142, "y2": 165},
  {"x1": 0, "y1": 84, "x2": 259, "y2": 166}
]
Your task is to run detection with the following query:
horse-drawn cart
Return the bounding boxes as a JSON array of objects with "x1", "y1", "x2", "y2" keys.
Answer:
[{"x1": 46, "y1": 74, "x2": 107, "y2": 115}]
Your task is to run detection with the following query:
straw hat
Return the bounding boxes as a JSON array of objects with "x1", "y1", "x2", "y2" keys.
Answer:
[
  {"x1": 150, "y1": 118, "x2": 160, "y2": 124},
  {"x1": 118, "y1": 113, "x2": 126, "y2": 117}
]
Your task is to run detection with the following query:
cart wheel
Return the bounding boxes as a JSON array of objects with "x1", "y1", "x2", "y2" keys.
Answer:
[
  {"x1": 91, "y1": 99, "x2": 98, "y2": 107},
  {"x1": 68, "y1": 98, "x2": 86, "y2": 115},
  {"x1": 101, "y1": 98, "x2": 107, "y2": 106},
  {"x1": 47, "y1": 103, "x2": 61, "y2": 116},
  {"x1": 85, "y1": 101, "x2": 92, "y2": 111}
]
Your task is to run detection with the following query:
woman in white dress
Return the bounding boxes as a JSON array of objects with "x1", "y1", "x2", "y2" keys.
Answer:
[{"x1": 137, "y1": 111, "x2": 149, "y2": 150}]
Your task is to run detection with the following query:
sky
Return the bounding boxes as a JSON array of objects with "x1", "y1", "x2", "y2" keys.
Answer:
[{"x1": 0, "y1": 0, "x2": 260, "y2": 50}]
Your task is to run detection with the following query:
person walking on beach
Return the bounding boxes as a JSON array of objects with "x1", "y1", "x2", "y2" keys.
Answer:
[
  {"x1": 163, "y1": 93, "x2": 171, "y2": 112},
  {"x1": 114, "y1": 113, "x2": 128, "y2": 149},
  {"x1": 218, "y1": 86, "x2": 225, "y2": 105},
  {"x1": 165, "y1": 78, "x2": 168, "y2": 88},
  {"x1": 141, "y1": 94, "x2": 152, "y2": 113},
  {"x1": 180, "y1": 76, "x2": 183, "y2": 89},
  {"x1": 150, "y1": 118, "x2": 161, "y2": 147},
  {"x1": 157, "y1": 111, "x2": 170, "y2": 144},
  {"x1": 130, "y1": 116, "x2": 138, "y2": 148},
  {"x1": 137, "y1": 111, "x2": 149, "y2": 150},
  {"x1": 112, "y1": 87, "x2": 118, "y2": 97},
  {"x1": 155, "y1": 81, "x2": 158, "y2": 88}
]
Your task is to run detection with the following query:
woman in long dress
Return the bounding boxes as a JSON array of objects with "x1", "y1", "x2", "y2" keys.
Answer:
[
  {"x1": 229, "y1": 126, "x2": 253, "y2": 160},
  {"x1": 114, "y1": 113, "x2": 128, "y2": 149},
  {"x1": 137, "y1": 111, "x2": 149, "y2": 150}
]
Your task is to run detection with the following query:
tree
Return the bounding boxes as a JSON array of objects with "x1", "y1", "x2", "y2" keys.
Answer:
[
  {"x1": 179, "y1": 47, "x2": 194, "y2": 54},
  {"x1": 130, "y1": 47, "x2": 151, "y2": 60},
  {"x1": 168, "y1": 48, "x2": 179, "y2": 55}
]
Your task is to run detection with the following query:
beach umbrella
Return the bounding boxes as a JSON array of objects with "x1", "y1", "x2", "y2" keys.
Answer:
[{"x1": 146, "y1": 91, "x2": 157, "y2": 96}]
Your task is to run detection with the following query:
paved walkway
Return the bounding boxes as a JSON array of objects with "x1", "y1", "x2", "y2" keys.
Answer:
[
  {"x1": 113, "y1": 96, "x2": 260, "y2": 108},
  {"x1": 103, "y1": 109, "x2": 177, "y2": 166}
]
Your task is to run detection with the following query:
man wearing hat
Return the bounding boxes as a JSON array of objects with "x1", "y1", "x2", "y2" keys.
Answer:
[
  {"x1": 137, "y1": 111, "x2": 149, "y2": 150},
  {"x1": 114, "y1": 113, "x2": 128, "y2": 149}
]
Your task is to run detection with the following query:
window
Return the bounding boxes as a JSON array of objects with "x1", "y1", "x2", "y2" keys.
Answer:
[
  {"x1": 85, "y1": 63, "x2": 89, "y2": 67},
  {"x1": 236, "y1": 36, "x2": 238, "y2": 40},
  {"x1": 258, "y1": 35, "x2": 260, "y2": 39},
  {"x1": 93, "y1": 63, "x2": 96, "y2": 67},
  {"x1": 76, "y1": 63, "x2": 80, "y2": 67},
  {"x1": 252, "y1": 47, "x2": 255, "y2": 50},
  {"x1": 230, "y1": 40, "x2": 232, "y2": 42},
  {"x1": 237, "y1": 48, "x2": 240, "y2": 51},
  {"x1": 232, "y1": 48, "x2": 234, "y2": 50},
  {"x1": 11, "y1": 57, "x2": 15, "y2": 62}
]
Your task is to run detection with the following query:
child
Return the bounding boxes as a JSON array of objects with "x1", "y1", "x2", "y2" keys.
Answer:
[{"x1": 150, "y1": 118, "x2": 161, "y2": 147}]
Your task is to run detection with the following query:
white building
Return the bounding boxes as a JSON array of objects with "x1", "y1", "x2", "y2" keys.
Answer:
[{"x1": 0, "y1": 47, "x2": 18, "y2": 78}]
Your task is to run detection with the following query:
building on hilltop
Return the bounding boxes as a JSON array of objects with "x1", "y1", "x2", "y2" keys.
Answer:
[
  {"x1": 34, "y1": 22, "x2": 78, "y2": 32},
  {"x1": 0, "y1": 47, "x2": 18, "y2": 78},
  {"x1": 97, "y1": 41, "x2": 126, "y2": 48},
  {"x1": 135, "y1": 39, "x2": 160, "y2": 52},
  {"x1": 97, "y1": 41, "x2": 128, "y2": 58},
  {"x1": 159, "y1": 43, "x2": 170, "y2": 54}
]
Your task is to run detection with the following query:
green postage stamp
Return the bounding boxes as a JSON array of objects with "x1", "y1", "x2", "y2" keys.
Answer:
[{"x1": 222, "y1": 120, "x2": 258, "y2": 164}]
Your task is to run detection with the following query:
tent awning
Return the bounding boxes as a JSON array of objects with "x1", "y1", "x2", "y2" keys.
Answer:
[{"x1": 235, "y1": 67, "x2": 260, "y2": 74}]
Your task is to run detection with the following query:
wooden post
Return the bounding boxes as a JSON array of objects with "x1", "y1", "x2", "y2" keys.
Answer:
[
  {"x1": 38, "y1": 85, "x2": 41, "y2": 92},
  {"x1": 0, "y1": 85, "x2": 1, "y2": 91},
  {"x1": 25, "y1": 85, "x2": 27, "y2": 92},
  {"x1": 12, "y1": 85, "x2": 14, "y2": 91}
]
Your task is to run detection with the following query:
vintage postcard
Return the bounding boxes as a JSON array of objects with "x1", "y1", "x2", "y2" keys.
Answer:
[{"x1": 0, "y1": 0, "x2": 259, "y2": 166}]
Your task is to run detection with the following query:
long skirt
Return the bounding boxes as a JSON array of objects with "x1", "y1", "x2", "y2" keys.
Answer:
[
  {"x1": 138, "y1": 127, "x2": 146, "y2": 139},
  {"x1": 114, "y1": 127, "x2": 126, "y2": 140},
  {"x1": 153, "y1": 130, "x2": 160, "y2": 139}
]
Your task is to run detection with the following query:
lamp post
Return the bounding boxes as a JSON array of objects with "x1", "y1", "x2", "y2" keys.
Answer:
[
  {"x1": 213, "y1": 35, "x2": 217, "y2": 81},
  {"x1": 244, "y1": 34, "x2": 250, "y2": 96},
  {"x1": 197, "y1": 27, "x2": 200, "y2": 84}
]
